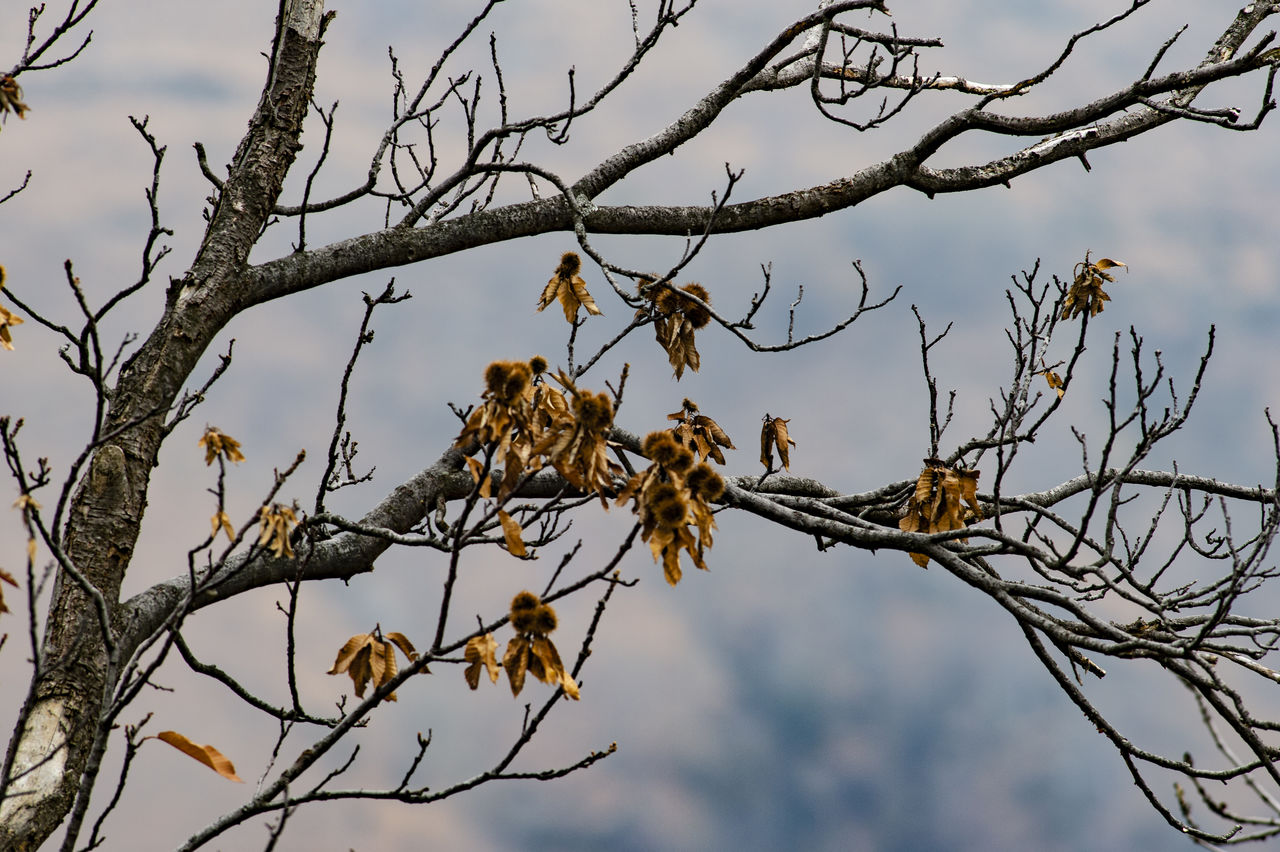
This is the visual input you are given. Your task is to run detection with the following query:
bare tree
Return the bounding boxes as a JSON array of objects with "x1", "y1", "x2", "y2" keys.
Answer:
[{"x1": 2, "y1": 0, "x2": 1279, "y2": 848}]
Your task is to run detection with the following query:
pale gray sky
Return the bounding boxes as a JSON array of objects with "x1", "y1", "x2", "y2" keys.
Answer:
[{"x1": 3, "y1": 2, "x2": 1279, "y2": 849}]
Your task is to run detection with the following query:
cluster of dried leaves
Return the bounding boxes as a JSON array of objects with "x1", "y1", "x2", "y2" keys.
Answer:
[
  {"x1": 1, "y1": 267, "x2": 23, "y2": 351},
  {"x1": 327, "y1": 629, "x2": 421, "y2": 702},
  {"x1": 537, "y1": 252, "x2": 602, "y2": 323},
  {"x1": 759, "y1": 413, "x2": 796, "y2": 471},
  {"x1": 1038, "y1": 364, "x2": 1066, "y2": 399},
  {"x1": 1061, "y1": 253, "x2": 1125, "y2": 320},
  {"x1": 257, "y1": 503, "x2": 298, "y2": 558},
  {"x1": 198, "y1": 426, "x2": 245, "y2": 466},
  {"x1": 618, "y1": 429, "x2": 725, "y2": 585},
  {"x1": 455, "y1": 358, "x2": 621, "y2": 512},
  {"x1": 667, "y1": 397, "x2": 735, "y2": 464},
  {"x1": 638, "y1": 280, "x2": 713, "y2": 379},
  {"x1": 464, "y1": 591, "x2": 579, "y2": 699},
  {"x1": 898, "y1": 459, "x2": 982, "y2": 568},
  {"x1": 0, "y1": 76, "x2": 29, "y2": 125}
]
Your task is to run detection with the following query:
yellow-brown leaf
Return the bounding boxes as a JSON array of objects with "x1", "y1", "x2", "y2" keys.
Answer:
[
  {"x1": 498, "y1": 509, "x2": 527, "y2": 557},
  {"x1": 1040, "y1": 369, "x2": 1065, "y2": 399},
  {"x1": 155, "y1": 731, "x2": 244, "y2": 783},
  {"x1": 504, "y1": 636, "x2": 531, "y2": 697},
  {"x1": 464, "y1": 633, "x2": 500, "y2": 689},
  {"x1": 385, "y1": 632, "x2": 419, "y2": 663},
  {"x1": 211, "y1": 510, "x2": 234, "y2": 542}
]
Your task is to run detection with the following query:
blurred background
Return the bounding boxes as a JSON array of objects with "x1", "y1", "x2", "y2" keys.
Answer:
[{"x1": 3, "y1": 1, "x2": 1279, "y2": 849}]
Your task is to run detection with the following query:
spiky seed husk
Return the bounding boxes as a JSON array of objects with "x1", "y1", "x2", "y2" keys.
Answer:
[
  {"x1": 556, "y1": 251, "x2": 582, "y2": 277},
  {"x1": 667, "y1": 446, "x2": 695, "y2": 475},
  {"x1": 512, "y1": 608, "x2": 539, "y2": 633},
  {"x1": 687, "y1": 463, "x2": 725, "y2": 501},
  {"x1": 643, "y1": 431, "x2": 680, "y2": 465},
  {"x1": 511, "y1": 590, "x2": 540, "y2": 613},
  {"x1": 533, "y1": 604, "x2": 558, "y2": 634}
]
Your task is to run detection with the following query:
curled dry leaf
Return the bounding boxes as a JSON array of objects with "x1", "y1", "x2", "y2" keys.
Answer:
[
  {"x1": 464, "y1": 633, "x2": 501, "y2": 689},
  {"x1": 257, "y1": 503, "x2": 298, "y2": 559},
  {"x1": 495, "y1": 592, "x2": 579, "y2": 699},
  {"x1": 210, "y1": 510, "x2": 235, "y2": 542},
  {"x1": 639, "y1": 281, "x2": 713, "y2": 379},
  {"x1": 617, "y1": 431, "x2": 724, "y2": 586},
  {"x1": 455, "y1": 359, "x2": 621, "y2": 503},
  {"x1": 327, "y1": 629, "x2": 422, "y2": 702},
  {"x1": 0, "y1": 76, "x2": 30, "y2": 122},
  {"x1": 503, "y1": 635, "x2": 531, "y2": 697},
  {"x1": 667, "y1": 398, "x2": 735, "y2": 464},
  {"x1": 898, "y1": 460, "x2": 982, "y2": 568},
  {"x1": 0, "y1": 298, "x2": 23, "y2": 351},
  {"x1": 154, "y1": 731, "x2": 243, "y2": 783},
  {"x1": 1039, "y1": 369, "x2": 1066, "y2": 399},
  {"x1": 198, "y1": 426, "x2": 246, "y2": 466},
  {"x1": 537, "y1": 252, "x2": 602, "y2": 323},
  {"x1": 0, "y1": 564, "x2": 17, "y2": 615},
  {"x1": 1062, "y1": 252, "x2": 1126, "y2": 320},
  {"x1": 497, "y1": 509, "x2": 528, "y2": 557},
  {"x1": 760, "y1": 413, "x2": 797, "y2": 471}
]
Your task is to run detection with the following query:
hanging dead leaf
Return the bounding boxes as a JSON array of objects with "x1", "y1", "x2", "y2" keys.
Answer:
[
  {"x1": 1039, "y1": 369, "x2": 1066, "y2": 399},
  {"x1": 257, "y1": 503, "x2": 297, "y2": 559},
  {"x1": 0, "y1": 564, "x2": 17, "y2": 615},
  {"x1": 385, "y1": 631, "x2": 419, "y2": 662},
  {"x1": 531, "y1": 372, "x2": 622, "y2": 504},
  {"x1": 760, "y1": 414, "x2": 796, "y2": 471},
  {"x1": 154, "y1": 731, "x2": 243, "y2": 783},
  {"x1": 0, "y1": 301, "x2": 23, "y2": 351},
  {"x1": 198, "y1": 426, "x2": 245, "y2": 465},
  {"x1": 666, "y1": 400, "x2": 734, "y2": 464},
  {"x1": 0, "y1": 76, "x2": 30, "y2": 123},
  {"x1": 640, "y1": 281, "x2": 712, "y2": 378},
  {"x1": 12, "y1": 494, "x2": 40, "y2": 512},
  {"x1": 1062, "y1": 252, "x2": 1126, "y2": 320},
  {"x1": 537, "y1": 252, "x2": 602, "y2": 323},
  {"x1": 497, "y1": 509, "x2": 528, "y2": 557},
  {"x1": 210, "y1": 510, "x2": 235, "y2": 542},
  {"x1": 503, "y1": 635, "x2": 531, "y2": 697},
  {"x1": 617, "y1": 430, "x2": 723, "y2": 586},
  {"x1": 464, "y1": 633, "x2": 501, "y2": 689},
  {"x1": 530, "y1": 635, "x2": 580, "y2": 699},
  {"x1": 327, "y1": 629, "x2": 422, "y2": 701},
  {"x1": 898, "y1": 461, "x2": 983, "y2": 568}
]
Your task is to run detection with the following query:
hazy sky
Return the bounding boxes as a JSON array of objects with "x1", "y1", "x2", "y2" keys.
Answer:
[{"x1": 3, "y1": 2, "x2": 1279, "y2": 850}]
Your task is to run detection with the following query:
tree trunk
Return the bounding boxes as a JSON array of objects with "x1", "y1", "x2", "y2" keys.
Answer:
[{"x1": 0, "y1": 5, "x2": 326, "y2": 848}]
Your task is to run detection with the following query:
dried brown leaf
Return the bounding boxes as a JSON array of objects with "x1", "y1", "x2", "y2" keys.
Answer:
[
  {"x1": 198, "y1": 427, "x2": 245, "y2": 466},
  {"x1": 498, "y1": 509, "x2": 528, "y2": 557},
  {"x1": 327, "y1": 630, "x2": 417, "y2": 702},
  {"x1": 537, "y1": 253, "x2": 602, "y2": 322},
  {"x1": 155, "y1": 731, "x2": 244, "y2": 783},
  {"x1": 1040, "y1": 369, "x2": 1066, "y2": 399},
  {"x1": 464, "y1": 633, "x2": 500, "y2": 689},
  {"x1": 0, "y1": 564, "x2": 16, "y2": 614},
  {"x1": 211, "y1": 510, "x2": 234, "y2": 542},
  {"x1": 504, "y1": 635, "x2": 531, "y2": 697},
  {"x1": 1062, "y1": 253, "x2": 1126, "y2": 320},
  {"x1": 760, "y1": 415, "x2": 796, "y2": 470},
  {"x1": 0, "y1": 301, "x2": 23, "y2": 351},
  {"x1": 385, "y1": 632, "x2": 419, "y2": 663},
  {"x1": 257, "y1": 503, "x2": 297, "y2": 559}
]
